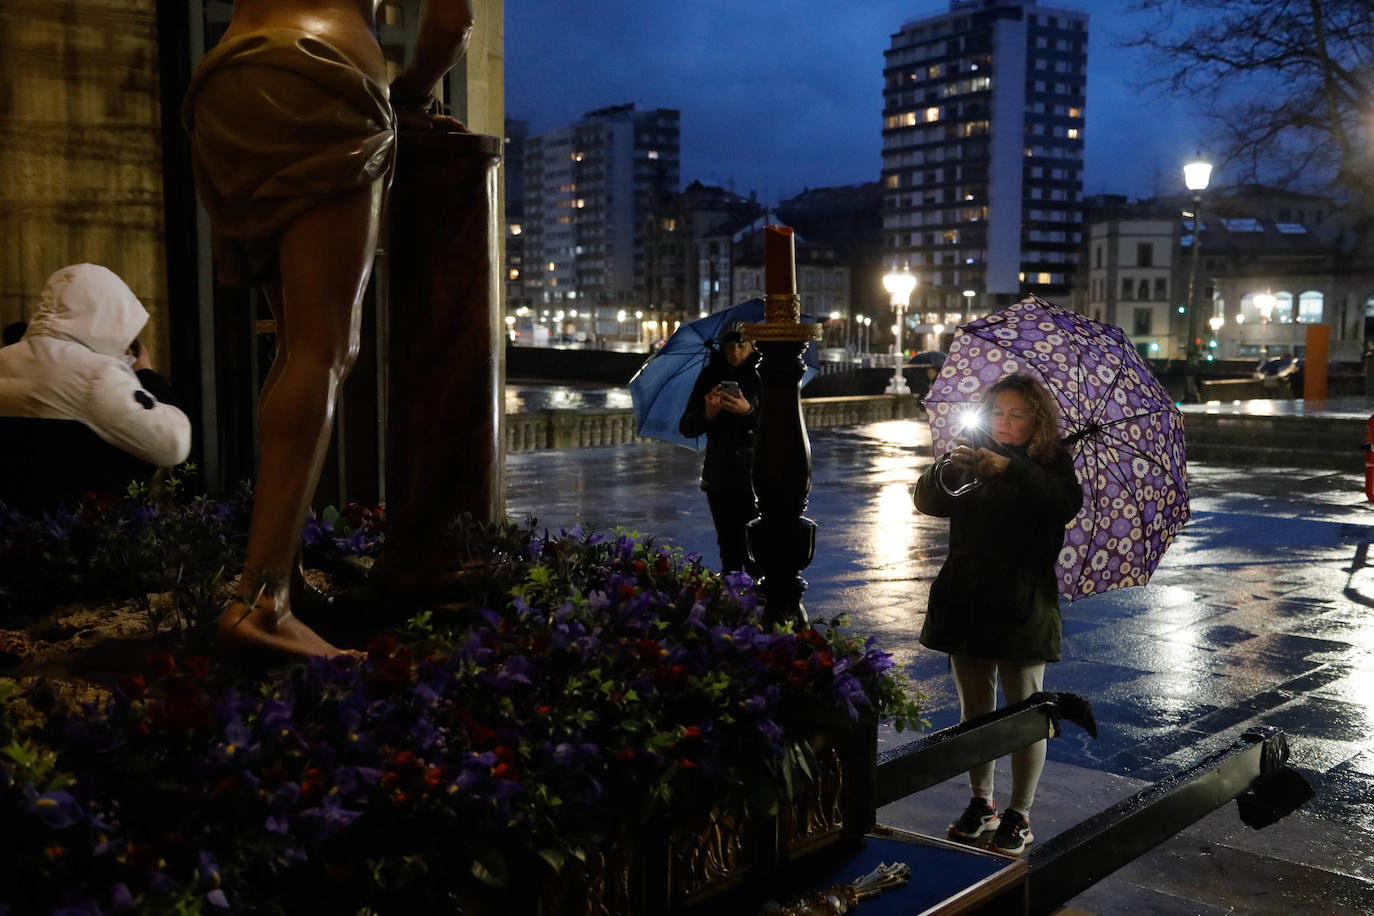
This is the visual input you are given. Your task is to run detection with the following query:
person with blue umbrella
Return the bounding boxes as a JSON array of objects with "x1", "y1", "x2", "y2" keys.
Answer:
[{"x1": 677, "y1": 322, "x2": 761, "y2": 576}]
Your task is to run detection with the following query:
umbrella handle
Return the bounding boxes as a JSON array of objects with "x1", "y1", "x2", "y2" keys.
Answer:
[{"x1": 934, "y1": 453, "x2": 983, "y2": 497}]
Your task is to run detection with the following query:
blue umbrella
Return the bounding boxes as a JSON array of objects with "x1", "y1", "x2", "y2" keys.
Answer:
[{"x1": 629, "y1": 298, "x2": 820, "y2": 450}]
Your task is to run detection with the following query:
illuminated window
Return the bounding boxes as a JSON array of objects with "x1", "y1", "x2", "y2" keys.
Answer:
[
  {"x1": 509, "y1": 223, "x2": 522, "y2": 236},
  {"x1": 508, "y1": 268, "x2": 520, "y2": 280},
  {"x1": 1037, "y1": 272, "x2": 1052, "y2": 284},
  {"x1": 1068, "y1": 107, "x2": 1081, "y2": 118},
  {"x1": 647, "y1": 150, "x2": 659, "y2": 159},
  {"x1": 575, "y1": 199, "x2": 585, "y2": 208},
  {"x1": 925, "y1": 106, "x2": 941, "y2": 122},
  {"x1": 571, "y1": 152, "x2": 584, "y2": 162},
  {"x1": 546, "y1": 262, "x2": 556, "y2": 271},
  {"x1": 885, "y1": 174, "x2": 899, "y2": 188},
  {"x1": 1067, "y1": 128, "x2": 1079, "y2": 139}
]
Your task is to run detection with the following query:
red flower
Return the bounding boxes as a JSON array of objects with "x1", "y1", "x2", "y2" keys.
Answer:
[
  {"x1": 653, "y1": 556, "x2": 671, "y2": 575},
  {"x1": 678, "y1": 758, "x2": 697, "y2": 769},
  {"x1": 468, "y1": 723, "x2": 496, "y2": 745},
  {"x1": 424, "y1": 766, "x2": 447, "y2": 790},
  {"x1": 366, "y1": 634, "x2": 397, "y2": 657},
  {"x1": 119, "y1": 674, "x2": 147, "y2": 698},
  {"x1": 535, "y1": 704, "x2": 552, "y2": 717},
  {"x1": 144, "y1": 651, "x2": 177, "y2": 677},
  {"x1": 637, "y1": 638, "x2": 665, "y2": 665},
  {"x1": 392, "y1": 750, "x2": 417, "y2": 768},
  {"x1": 815, "y1": 651, "x2": 835, "y2": 670},
  {"x1": 681, "y1": 725, "x2": 702, "y2": 740},
  {"x1": 184, "y1": 655, "x2": 211, "y2": 680},
  {"x1": 618, "y1": 584, "x2": 637, "y2": 602},
  {"x1": 631, "y1": 559, "x2": 646, "y2": 574}
]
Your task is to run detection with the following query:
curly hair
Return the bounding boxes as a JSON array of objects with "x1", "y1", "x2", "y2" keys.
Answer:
[{"x1": 985, "y1": 372, "x2": 1064, "y2": 461}]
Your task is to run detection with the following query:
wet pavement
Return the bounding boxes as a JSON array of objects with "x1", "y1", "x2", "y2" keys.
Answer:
[{"x1": 506, "y1": 418, "x2": 1374, "y2": 913}]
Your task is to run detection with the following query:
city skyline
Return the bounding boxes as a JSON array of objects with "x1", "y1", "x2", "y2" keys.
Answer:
[{"x1": 505, "y1": 0, "x2": 1206, "y2": 207}]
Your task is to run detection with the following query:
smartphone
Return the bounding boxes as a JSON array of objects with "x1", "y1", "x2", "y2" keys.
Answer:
[{"x1": 718, "y1": 380, "x2": 742, "y2": 398}]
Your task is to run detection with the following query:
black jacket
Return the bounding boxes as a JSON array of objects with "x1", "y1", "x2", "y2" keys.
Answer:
[
  {"x1": 678, "y1": 351, "x2": 761, "y2": 492},
  {"x1": 912, "y1": 443, "x2": 1082, "y2": 662}
]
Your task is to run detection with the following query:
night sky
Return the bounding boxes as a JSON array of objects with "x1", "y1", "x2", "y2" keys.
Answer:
[{"x1": 504, "y1": 0, "x2": 1205, "y2": 205}]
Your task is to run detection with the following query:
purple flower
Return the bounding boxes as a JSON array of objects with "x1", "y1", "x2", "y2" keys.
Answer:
[
  {"x1": 110, "y1": 883, "x2": 135, "y2": 911},
  {"x1": 207, "y1": 889, "x2": 230, "y2": 909},
  {"x1": 410, "y1": 716, "x2": 440, "y2": 749},
  {"x1": 833, "y1": 673, "x2": 869, "y2": 720},
  {"x1": 26, "y1": 788, "x2": 84, "y2": 829},
  {"x1": 299, "y1": 795, "x2": 362, "y2": 839},
  {"x1": 491, "y1": 654, "x2": 533, "y2": 687},
  {"x1": 332, "y1": 527, "x2": 372, "y2": 556},
  {"x1": 300, "y1": 512, "x2": 331, "y2": 548}
]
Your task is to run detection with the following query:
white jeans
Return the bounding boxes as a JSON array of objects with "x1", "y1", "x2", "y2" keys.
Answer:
[{"x1": 950, "y1": 654, "x2": 1047, "y2": 814}]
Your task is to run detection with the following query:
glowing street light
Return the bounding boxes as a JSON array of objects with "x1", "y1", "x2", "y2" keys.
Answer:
[
  {"x1": 1182, "y1": 157, "x2": 1213, "y2": 402},
  {"x1": 882, "y1": 263, "x2": 918, "y2": 394}
]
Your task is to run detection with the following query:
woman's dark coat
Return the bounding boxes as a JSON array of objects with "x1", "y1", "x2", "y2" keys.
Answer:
[
  {"x1": 678, "y1": 350, "x2": 760, "y2": 491},
  {"x1": 912, "y1": 444, "x2": 1082, "y2": 662}
]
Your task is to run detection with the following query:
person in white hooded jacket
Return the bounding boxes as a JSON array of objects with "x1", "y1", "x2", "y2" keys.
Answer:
[{"x1": 0, "y1": 264, "x2": 191, "y2": 514}]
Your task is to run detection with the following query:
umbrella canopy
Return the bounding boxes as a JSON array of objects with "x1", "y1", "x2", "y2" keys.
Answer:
[
  {"x1": 924, "y1": 295, "x2": 1189, "y2": 601},
  {"x1": 629, "y1": 298, "x2": 819, "y2": 450}
]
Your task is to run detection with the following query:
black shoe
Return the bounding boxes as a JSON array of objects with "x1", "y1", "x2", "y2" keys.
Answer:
[
  {"x1": 948, "y1": 797, "x2": 999, "y2": 841},
  {"x1": 987, "y1": 807, "x2": 1033, "y2": 855}
]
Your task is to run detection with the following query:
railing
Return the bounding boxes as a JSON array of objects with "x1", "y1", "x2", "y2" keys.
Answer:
[{"x1": 504, "y1": 394, "x2": 922, "y2": 453}]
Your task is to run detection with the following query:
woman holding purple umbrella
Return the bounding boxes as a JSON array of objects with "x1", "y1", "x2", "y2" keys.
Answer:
[{"x1": 912, "y1": 372, "x2": 1082, "y2": 856}]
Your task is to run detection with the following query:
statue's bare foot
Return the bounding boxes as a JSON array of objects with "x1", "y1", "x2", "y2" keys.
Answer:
[{"x1": 218, "y1": 594, "x2": 363, "y2": 661}]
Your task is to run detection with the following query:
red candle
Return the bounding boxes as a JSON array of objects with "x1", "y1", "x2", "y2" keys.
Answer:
[{"x1": 763, "y1": 224, "x2": 796, "y2": 296}]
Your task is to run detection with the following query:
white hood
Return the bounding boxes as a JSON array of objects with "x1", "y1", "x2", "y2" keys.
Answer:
[{"x1": 25, "y1": 264, "x2": 148, "y2": 359}]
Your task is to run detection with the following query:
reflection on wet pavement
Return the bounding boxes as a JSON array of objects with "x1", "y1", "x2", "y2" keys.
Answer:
[{"x1": 507, "y1": 419, "x2": 1374, "y2": 863}]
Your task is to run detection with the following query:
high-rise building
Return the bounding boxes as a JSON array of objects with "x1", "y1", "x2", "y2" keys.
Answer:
[
  {"x1": 503, "y1": 118, "x2": 530, "y2": 317},
  {"x1": 521, "y1": 104, "x2": 680, "y2": 341},
  {"x1": 882, "y1": 0, "x2": 1087, "y2": 325}
]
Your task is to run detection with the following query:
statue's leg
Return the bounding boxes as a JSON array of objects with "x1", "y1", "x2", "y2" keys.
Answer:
[{"x1": 218, "y1": 181, "x2": 383, "y2": 659}]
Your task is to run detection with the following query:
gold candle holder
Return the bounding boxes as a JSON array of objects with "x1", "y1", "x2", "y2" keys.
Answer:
[{"x1": 743, "y1": 293, "x2": 823, "y2": 343}]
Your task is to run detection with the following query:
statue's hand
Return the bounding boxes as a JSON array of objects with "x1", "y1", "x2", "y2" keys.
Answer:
[{"x1": 395, "y1": 108, "x2": 470, "y2": 133}]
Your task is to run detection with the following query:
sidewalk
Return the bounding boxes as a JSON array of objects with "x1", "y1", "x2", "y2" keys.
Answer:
[{"x1": 507, "y1": 418, "x2": 1374, "y2": 913}]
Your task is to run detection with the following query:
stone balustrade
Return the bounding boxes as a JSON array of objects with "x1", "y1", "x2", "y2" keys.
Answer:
[{"x1": 504, "y1": 394, "x2": 922, "y2": 453}]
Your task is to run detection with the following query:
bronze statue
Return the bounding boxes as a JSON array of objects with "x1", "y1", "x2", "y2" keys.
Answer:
[{"x1": 183, "y1": 0, "x2": 475, "y2": 658}]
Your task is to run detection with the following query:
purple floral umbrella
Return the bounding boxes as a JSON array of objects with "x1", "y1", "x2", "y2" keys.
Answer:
[{"x1": 924, "y1": 295, "x2": 1189, "y2": 601}]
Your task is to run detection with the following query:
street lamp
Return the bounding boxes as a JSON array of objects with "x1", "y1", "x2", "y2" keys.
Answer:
[
  {"x1": 882, "y1": 263, "x2": 917, "y2": 394},
  {"x1": 1182, "y1": 157, "x2": 1212, "y2": 402},
  {"x1": 1254, "y1": 291, "x2": 1276, "y2": 361}
]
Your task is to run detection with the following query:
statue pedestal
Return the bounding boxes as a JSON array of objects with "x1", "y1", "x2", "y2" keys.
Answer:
[{"x1": 378, "y1": 129, "x2": 503, "y2": 576}]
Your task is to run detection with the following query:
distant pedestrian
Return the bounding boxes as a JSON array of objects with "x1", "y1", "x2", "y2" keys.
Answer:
[
  {"x1": 912, "y1": 372, "x2": 1082, "y2": 855},
  {"x1": 678, "y1": 324, "x2": 761, "y2": 576}
]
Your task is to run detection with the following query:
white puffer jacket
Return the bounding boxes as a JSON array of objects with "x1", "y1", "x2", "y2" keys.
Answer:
[{"x1": 0, "y1": 264, "x2": 191, "y2": 467}]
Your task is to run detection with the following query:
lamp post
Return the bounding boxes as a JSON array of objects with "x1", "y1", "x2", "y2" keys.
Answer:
[
  {"x1": 882, "y1": 264, "x2": 917, "y2": 394},
  {"x1": 1254, "y1": 291, "x2": 1276, "y2": 361},
  {"x1": 1182, "y1": 158, "x2": 1212, "y2": 402}
]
